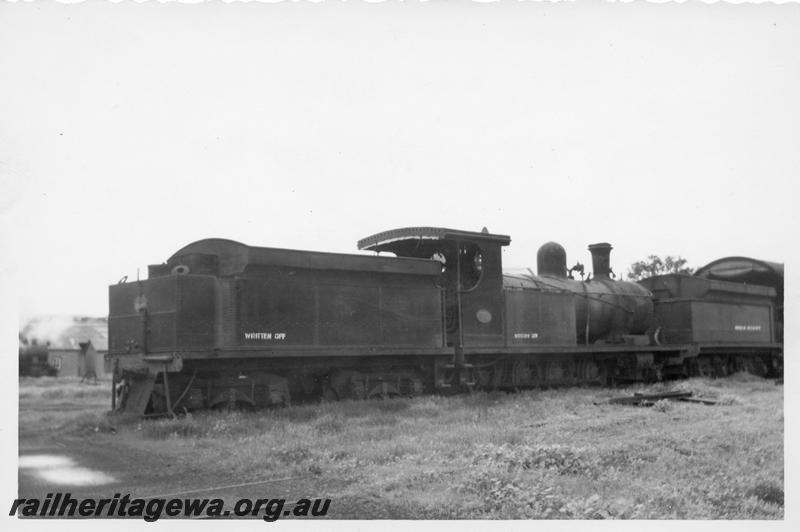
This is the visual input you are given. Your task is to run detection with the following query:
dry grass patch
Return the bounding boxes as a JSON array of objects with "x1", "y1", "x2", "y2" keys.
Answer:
[
  {"x1": 20, "y1": 374, "x2": 783, "y2": 519},
  {"x1": 19, "y1": 376, "x2": 110, "y2": 402}
]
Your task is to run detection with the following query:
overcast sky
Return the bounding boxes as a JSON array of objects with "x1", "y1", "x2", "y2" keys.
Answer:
[{"x1": 1, "y1": 2, "x2": 798, "y2": 323}]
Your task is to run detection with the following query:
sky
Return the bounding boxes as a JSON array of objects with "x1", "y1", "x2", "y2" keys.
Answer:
[{"x1": 1, "y1": 1, "x2": 799, "y2": 323}]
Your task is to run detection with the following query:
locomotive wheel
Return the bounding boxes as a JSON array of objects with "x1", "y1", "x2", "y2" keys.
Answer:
[
  {"x1": 576, "y1": 360, "x2": 601, "y2": 385},
  {"x1": 697, "y1": 358, "x2": 713, "y2": 378},
  {"x1": 643, "y1": 365, "x2": 663, "y2": 383},
  {"x1": 321, "y1": 385, "x2": 339, "y2": 402},
  {"x1": 772, "y1": 355, "x2": 783, "y2": 378},
  {"x1": 329, "y1": 370, "x2": 367, "y2": 400},
  {"x1": 563, "y1": 361, "x2": 577, "y2": 387},
  {"x1": 684, "y1": 359, "x2": 702, "y2": 378},
  {"x1": 545, "y1": 361, "x2": 564, "y2": 385},
  {"x1": 747, "y1": 357, "x2": 769, "y2": 378},
  {"x1": 476, "y1": 368, "x2": 494, "y2": 389},
  {"x1": 711, "y1": 356, "x2": 730, "y2": 378},
  {"x1": 209, "y1": 388, "x2": 255, "y2": 411},
  {"x1": 367, "y1": 383, "x2": 402, "y2": 400}
]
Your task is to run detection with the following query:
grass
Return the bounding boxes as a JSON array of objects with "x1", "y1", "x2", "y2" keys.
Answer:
[
  {"x1": 18, "y1": 376, "x2": 111, "y2": 401},
  {"x1": 19, "y1": 373, "x2": 783, "y2": 519},
  {"x1": 18, "y1": 376, "x2": 112, "y2": 436}
]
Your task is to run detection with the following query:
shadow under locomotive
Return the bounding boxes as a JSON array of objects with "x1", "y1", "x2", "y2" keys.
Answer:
[{"x1": 106, "y1": 227, "x2": 783, "y2": 415}]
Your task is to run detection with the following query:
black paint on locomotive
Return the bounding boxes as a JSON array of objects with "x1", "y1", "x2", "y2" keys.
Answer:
[{"x1": 106, "y1": 227, "x2": 782, "y2": 415}]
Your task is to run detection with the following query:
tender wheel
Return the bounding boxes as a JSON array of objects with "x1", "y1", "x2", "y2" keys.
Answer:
[{"x1": 321, "y1": 385, "x2": 339, "y2": 402}]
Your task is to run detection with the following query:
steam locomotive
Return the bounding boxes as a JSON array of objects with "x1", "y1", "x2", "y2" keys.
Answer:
[
  {"x1": 107, "y1": 227, "x2": 782, "y2": 415},
  {"x1": 19, "y1": 343, "x2": 58, "y2": 378}
]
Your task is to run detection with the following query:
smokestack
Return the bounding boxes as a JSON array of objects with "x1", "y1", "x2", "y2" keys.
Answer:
[{"x1": 588, "y1": 242, "x2": 613, "y2": 279}]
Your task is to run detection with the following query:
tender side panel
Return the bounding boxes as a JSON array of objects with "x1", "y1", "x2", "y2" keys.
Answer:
[
  {"x1": 652, "y1": 300, "x2": 693, "y2": 344},
  {"x1": 318, "y1": 285, "x2": 381, "y2": 345},
  {"x1": 378, "y1": 287, "x2": 444, "y2": 346},
  {"x1": 236, "y1": 275, "x2": 444, "y2": 349},
  {"x1": 504, "y1": 290, "x2": 577, "y2": 346},
  {"x1": 175, "y1": 276, "x2": 216, "y2": 349},
  {"x1": 653, "y1": 300, "x2": 773, "y2": 344},
  {"x1": 239, "y1": 279, "x2": 316, "y2": 346},
  {"x1": 689, "y1": 301, "x2": 772, "y2": 344}
]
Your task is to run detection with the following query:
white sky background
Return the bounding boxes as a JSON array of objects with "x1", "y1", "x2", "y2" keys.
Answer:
[{"x1": 1, "y1": 1, "x2": 799, "y2": 322}]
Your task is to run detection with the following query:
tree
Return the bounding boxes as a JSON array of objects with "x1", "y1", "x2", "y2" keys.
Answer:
[{"x1": 626, "y1": 255, "x2": 693, "y2": 281}]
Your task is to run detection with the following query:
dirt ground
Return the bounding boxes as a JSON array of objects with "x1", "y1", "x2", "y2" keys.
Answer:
[{"x1": 17, "y1": 374, "x2": 784, "y2": 519}]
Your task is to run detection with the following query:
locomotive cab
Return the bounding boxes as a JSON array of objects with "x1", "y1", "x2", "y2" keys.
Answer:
[{"x1": 358, "y1": 227, "x2": 511, "y2": 350}]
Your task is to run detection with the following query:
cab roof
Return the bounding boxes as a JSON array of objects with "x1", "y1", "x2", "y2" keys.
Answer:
[{"x1": 358, "y1": 226, "x2": 511, "y2": 253}]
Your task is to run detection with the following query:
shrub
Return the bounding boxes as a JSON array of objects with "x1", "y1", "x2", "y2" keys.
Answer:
[
  {"x1": 652, "y1": 399, "x2": 672, "y2": 412},
  {"x1": 717, "y1": 394, "x2": 741, "y2": 405},
  {"x1": 472, "y1": 443, "x2": 590, "y2": 476},
  {"x1": 748, "y1": 482, "x2": 784, "y2": 506}
]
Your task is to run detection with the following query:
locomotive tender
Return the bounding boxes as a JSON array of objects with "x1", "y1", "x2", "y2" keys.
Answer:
[{"x1": 107, "y1": 227, "x2": 782, "y2": 415}]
